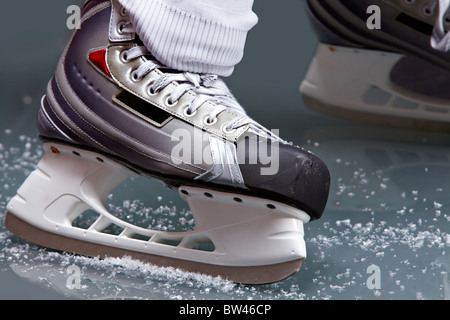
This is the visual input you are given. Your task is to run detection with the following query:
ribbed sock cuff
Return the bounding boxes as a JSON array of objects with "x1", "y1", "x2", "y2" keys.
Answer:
[{"x1": 118, "y1": 0, "x2": 257, "y2": 76}]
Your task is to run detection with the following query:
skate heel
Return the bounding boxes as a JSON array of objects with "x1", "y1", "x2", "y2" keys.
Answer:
[
  {"x1": 6, "y1": 142, "x2": 310, "y2": 284},
  {"x1": 300, "y1": 43, "x2": 450, "y2": 130}
]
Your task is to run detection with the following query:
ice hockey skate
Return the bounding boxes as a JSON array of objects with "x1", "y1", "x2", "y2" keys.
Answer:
[
  {"x1": 301, "y1": 0, "x2": 450, "y2": 132},
  {"x1": 4, "y1": 0, "x2": 330, "y2": 284}
]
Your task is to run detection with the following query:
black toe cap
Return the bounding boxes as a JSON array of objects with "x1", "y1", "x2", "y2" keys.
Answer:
[{"x1": 238, "y1": 140, "x2": 330, "y2": 221}]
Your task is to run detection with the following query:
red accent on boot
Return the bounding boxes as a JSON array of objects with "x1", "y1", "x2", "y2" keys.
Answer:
[{"x1": 88, "y1": 49, "x2": 112, "y2": 78}]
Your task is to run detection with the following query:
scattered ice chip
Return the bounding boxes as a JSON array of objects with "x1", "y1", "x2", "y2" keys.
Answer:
[
  {"x1": 23, "y1": 96, "x2": 33, "y2": 105},
  {"x1": 434, "y1": 201, "x2": 443, "y2": 209}
]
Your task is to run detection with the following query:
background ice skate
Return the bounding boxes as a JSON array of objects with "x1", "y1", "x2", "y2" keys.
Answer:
[{"x1": 0, "y1": 0, "x2": 448, "y2": 300}]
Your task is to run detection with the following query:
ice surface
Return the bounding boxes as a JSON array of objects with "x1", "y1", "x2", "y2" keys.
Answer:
[{"x1": 0, "y1": 131, "x2": 448, "y2": 300}]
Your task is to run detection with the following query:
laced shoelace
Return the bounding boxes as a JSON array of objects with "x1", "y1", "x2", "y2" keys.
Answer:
[
  {"x1": 118, "y1": 22, "x2": 255, "y2": 134},
  {"x1": 403, "y1": 0, "x2": 450, "y2": 51}
]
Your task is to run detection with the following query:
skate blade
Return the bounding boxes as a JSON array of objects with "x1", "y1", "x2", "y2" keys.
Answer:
[
  {"x1": 5, "y1": 212, "x2": 303, "y2": 284},
  {"x1": 300, "y1": 43, "x2": 450, "y2": 132},
  {"x1": 5, "y1": 142, "x2": 309, "y2": 284}
]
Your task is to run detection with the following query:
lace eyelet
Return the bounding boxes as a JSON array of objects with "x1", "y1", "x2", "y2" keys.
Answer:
[
  {"x1": 203, "y1": 116, "x2": 217, "y2": 126},
  {"x1": 130, "y1": 70, "x2": 141, "y2": 82},
  {"x1": 147, "y1": 82, "x2": 158, "y2": 96},
  {"x1": 117, "y1": 21, "x2": 127, "y2": 35},
  {"x1": 183, "y1": 107, "x2": 197, "y2": 118},
  {"x1": 423, "y1": 7, "x2": 433, "y2": 17},
  {"x1": 423, "y1": 6, "x2": 434, "y2": 16},
  {"x1": 445, "y1": 15, "x2": 450, "y2": 24},
  {"x1": 404, "y1": 0, "x2": 415, "y2": 5},
  {"x1": 120, "y1": 50, "x2": 129, "y2": 64},
  {"x1": 120, "y1": 7, "x2": 127, "y2": 17},
  {"x1": 222, "y1": 123, "x2": 236, "y2": 134},
  {"x1": 165, "y1": 95, "x2": 178, "y2": 107}
]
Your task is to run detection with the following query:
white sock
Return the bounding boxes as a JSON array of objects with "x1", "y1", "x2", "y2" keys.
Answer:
[{"x1": 117, "y1": 0, "x2": 258, "y2": 77}]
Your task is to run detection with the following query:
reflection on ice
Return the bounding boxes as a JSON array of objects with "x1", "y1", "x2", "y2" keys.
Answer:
[
  {"x1": 304, "y1": 126, "x2": 450, "y2": 216},
  {"x1": 2, "y1": 238, "x2": 236, "y2": 300}
]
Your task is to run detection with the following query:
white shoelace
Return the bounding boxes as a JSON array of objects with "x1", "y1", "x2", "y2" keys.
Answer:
[
  {"x1": 119, "y1": 21, "x2": 254, "y2": 133},
  {"x1": 405, "y1": 0, "x2": 450, "y2": 51},
  {"x1": 430, "y1": 0, "x2": 450, "y2": 51}
]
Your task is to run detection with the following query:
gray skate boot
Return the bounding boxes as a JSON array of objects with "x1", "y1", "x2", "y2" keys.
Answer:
[
  {"x1": 301, "y1": 0, "x2": 450, "y2": 132},
  {"x1": 5, "y1": 0, "x2": 330, "y2": 284}
]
